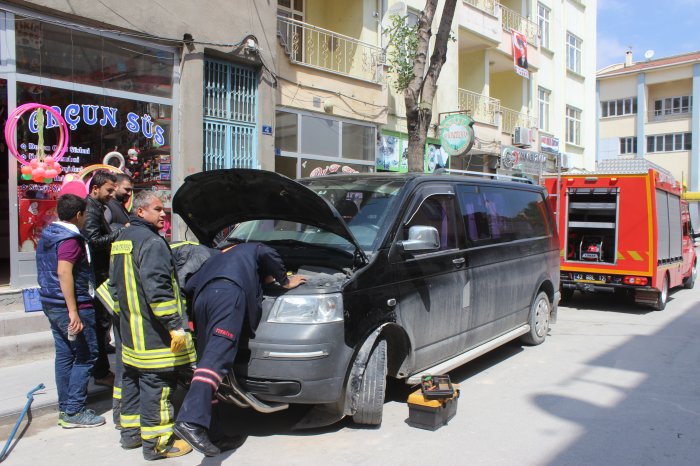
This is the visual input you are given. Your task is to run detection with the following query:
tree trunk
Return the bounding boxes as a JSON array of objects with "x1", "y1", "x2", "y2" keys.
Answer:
[{"x1": 404, "y1": 0, "x2": 458, "y2": 172}]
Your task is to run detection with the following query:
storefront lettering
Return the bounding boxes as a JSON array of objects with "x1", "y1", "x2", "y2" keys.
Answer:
[{"x1": 28, "y1": 104, "x2": 165, "y2": 145}]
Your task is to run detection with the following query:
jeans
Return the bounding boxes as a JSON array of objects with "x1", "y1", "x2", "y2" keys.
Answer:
[{"x1": 43, "y1": 304, "x2": 99, "y2": 416}]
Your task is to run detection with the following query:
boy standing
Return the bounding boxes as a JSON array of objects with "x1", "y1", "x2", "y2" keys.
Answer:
[{"x1": 36, "y1": 194, "x2": 105, "y2": 428}]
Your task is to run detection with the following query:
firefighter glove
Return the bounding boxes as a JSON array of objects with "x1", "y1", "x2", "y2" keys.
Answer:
[{"x1": 169, "y1": 329, "x2": 188, "y2": 353}]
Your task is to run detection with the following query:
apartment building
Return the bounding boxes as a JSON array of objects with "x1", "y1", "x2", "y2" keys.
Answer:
[
  {"x1": 597, "y1": 51, "x2": 700, "y2": 192},
  {"x1": 273, "y1": 0, "x2": 597, "y2": 179}
]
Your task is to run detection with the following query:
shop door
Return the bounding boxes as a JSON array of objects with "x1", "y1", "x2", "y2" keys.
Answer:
[
  {"x1": 203, "y1": 59, "x2": 258, "y2": 170},
  {"x1": 0, "y1": 79, "x2": 8, "y2": 284}
]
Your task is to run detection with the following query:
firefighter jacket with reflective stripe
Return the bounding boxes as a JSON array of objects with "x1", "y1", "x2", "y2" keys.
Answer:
[{"x1": 108, "y1": 218, "x2": 196, "y2": 371}]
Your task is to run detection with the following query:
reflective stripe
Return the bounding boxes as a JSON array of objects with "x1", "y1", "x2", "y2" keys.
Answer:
[
  {"x1": 111, "y1": 240, "x2": 133, "y2": 254},
  {"x1": 192, "y1": 375, "x2": 219, "y2": 391},
  {"x1": 96, "y1": 281, "x2": 119, "y2": 314},
  {"x1": 194, "y1": 368, "x2": 222, "y2": 383},
  {"x1": 122, "y1": 344, "x2": 195, "y2": 360},
  {"x1": 160, "y1": 386, "x2": 171, "y2": 429},
  {"x1": 141, "y1": 423, "x2": 173, "y2": 439},
  {"x1": 113, "y1": 386, "x2": 122, "y2": 400},
  {"x1": 122, "y1": 350, "x2": 196, "y2": 370},
  {"x1": 151, "y1": 299, "x2": 178, "y2": 317},
  {"x1": 121, "y1": 413, "x2": 140, "y2": 428},
  {"x1": 124, "y1": 255, "x2": 145, "y2": 351},
  {"x1": 170, "y1": 241, "x2": 199, "y2": 249}
]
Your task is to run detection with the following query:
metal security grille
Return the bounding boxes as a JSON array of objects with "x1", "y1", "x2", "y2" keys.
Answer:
[{"x1": 203, "y1": 59, "x2": 258, "y2": 170}]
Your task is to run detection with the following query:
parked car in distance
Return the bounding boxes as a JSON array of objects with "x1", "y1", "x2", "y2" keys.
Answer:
[{"x1": 172, "y1": 169, "x2": 561, "y2": 427}]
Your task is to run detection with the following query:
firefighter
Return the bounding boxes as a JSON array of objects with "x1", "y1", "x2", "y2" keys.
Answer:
[
  {"x1": 173, "y1": 243, "x2": 306, "y2": 456},
  {"x1": 108, "y1": 191, "x2": 196, "y2": 461}
]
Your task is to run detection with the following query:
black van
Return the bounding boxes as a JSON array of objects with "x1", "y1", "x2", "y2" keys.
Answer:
[{"x1": 173, "y1": 169, "x2": 560, "y2": 426}]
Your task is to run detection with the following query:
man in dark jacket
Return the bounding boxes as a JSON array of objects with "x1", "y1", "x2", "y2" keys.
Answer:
[
  {"x1": 105, "y1": 173, "x2": 133, "y2": 228},
  {"x1": 108, "y1": 190, "x2": 196, "y2": 460},
  {"x1": 174, "y1": 243, "x2": 305, "y2": 456},
  {"x1": 82, "y1": 170, "x2": 123, "y2": 387}
]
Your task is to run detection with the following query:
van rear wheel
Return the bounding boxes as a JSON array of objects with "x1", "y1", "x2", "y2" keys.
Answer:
[
  {"x1": 654, "y1": 276, "x2": 669, "y2": 311},
  {"x1": 352, "y1": 339, "x2": 387, "y2": 426},
  {"x1": 684, "y1": 261, "x2": 696, "y2": 289},
  {"x1": 521, "y1": 291, "x2": 550, "y2": 346}
]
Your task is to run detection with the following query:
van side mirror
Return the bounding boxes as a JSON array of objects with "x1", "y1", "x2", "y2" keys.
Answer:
[{"x1": 398, "y1": 225, "x2": 440, "y2": 253}]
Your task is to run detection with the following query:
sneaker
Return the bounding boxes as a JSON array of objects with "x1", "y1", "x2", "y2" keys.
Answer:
[
  {"x1": 58, "y1": 411, "x2": 67, "y2": 426},
  {"x1": 59, "y1": 408, "x2": 106, "y2": 429},
  {"x1": 144, "y1": 439, "x2": 192, "y2": 460}
]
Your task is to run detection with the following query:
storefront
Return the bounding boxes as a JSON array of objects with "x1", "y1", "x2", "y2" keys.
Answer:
[{"x1": 0, "y1": 9, "x2": 179, "y2": 287}]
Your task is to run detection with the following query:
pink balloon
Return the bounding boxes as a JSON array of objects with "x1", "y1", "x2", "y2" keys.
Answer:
[
  {"x1": 59, "y1": 180, "x2": 88, "y2": 198},
  {"x1": 45, "y1": 169, "x2": 57, "y2": 178},
  {"x1": 44, "y1": 156, "x2": 54, "y2": 164},
  {"x1": 20, "y1": 165, "x2": 32, "y2": 175},
  {"x1": 30, "y1": 158, "x2": 39, "y2": 168}
]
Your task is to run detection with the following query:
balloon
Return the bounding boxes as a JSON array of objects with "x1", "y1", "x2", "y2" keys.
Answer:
[
  {"x1": 20, "y1": 165, "x2": 32, "y2": 175},
  {"x1": 59, "y1": 180, "x2": 88, "y2": 198},
  {"x1": 44, "y1": 156, "x2": 54, "y2": 164},
  {"x1": 30, "y1": 158, "x2": 39, "y2": 168},
  {"x1": 45, "y1": 169, "x2": 57, "y2": 178},
  {"x1": 43, "y1": 178, "x2": 53, "y2": 183},
  {"x1": 21, "y1": 174, "x2": 31, "y2": 180},
  {"x1": 32, "y1": 168, "x2": 45, "y2": 178}
]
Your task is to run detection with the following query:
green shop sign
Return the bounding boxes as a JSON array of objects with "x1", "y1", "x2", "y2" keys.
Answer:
[{"x1": 439, "y1": 114, "x2": 475, "y2": 156}]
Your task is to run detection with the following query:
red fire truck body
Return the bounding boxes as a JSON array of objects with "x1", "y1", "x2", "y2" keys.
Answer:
[{"x1": 544, "y1": 159, "x2": 697, "y2": 310}]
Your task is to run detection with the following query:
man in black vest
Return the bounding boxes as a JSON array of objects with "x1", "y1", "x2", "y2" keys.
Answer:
[{"x1": 174, "y1": 243, "x2": 305, "y2": 456}]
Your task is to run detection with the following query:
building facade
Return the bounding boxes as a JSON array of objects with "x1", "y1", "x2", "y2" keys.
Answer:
[
  {"x1": 1, "y1": 0, "x2": 597, "y2": 288},
  {"x1": 0, "y1": 0, "x2": 278, "y2": 287},
  {"x1": 597, "y1": 51, "x2": 700, "y2": 191}
]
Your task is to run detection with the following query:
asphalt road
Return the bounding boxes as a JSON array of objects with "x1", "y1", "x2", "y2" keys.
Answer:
[{"x1": 2, "y1": 284, "x2": 700, "y2": 466}]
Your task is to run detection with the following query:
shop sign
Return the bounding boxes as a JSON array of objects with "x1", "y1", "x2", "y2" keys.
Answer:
[
  {"x1": 500, "y1": 146, "x2": 547, "y2": 175},
  {"x1": 27, "y1": 104, "x2": 166, "y2": 145},
  {"x1": 439, "y1": 114, "x2": 474, "y2": 156},
  {"x1": 540, "y1": 135, "x2": 560, "y2": 154}
]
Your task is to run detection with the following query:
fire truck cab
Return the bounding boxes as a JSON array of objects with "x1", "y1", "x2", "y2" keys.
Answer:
[{"x1": 545, "y1": 159, "x2": 697, "y2": 310}]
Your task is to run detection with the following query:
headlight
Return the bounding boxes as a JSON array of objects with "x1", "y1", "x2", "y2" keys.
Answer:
[{"x1": 267, "y1": 293, "x2": 343, "y2": 324}]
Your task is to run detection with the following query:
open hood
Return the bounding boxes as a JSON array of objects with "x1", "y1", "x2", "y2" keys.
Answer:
[{"x1": 172, "y1": 169, "x2": 367, "y2": 261}]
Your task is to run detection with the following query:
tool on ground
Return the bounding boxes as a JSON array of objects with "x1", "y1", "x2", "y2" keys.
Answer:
[{"x1": 0, "y1": 383, "x2": 45, "y2": 463}]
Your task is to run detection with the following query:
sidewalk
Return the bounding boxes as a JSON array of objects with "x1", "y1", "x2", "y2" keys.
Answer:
[{"x1": 0, "y1": 354, "x2": 115, "y2": 424}]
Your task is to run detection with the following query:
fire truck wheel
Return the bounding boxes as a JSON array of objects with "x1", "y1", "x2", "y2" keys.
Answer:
[
  {"x1": 654, "y1": 276, "x2": 669, "y2": 311},
  {"x1": 521, "y1": 291, "x2": 550, "y2": 345},
  {"x1": 683, "y1": 261, "x2": 696, "y2": 289}
]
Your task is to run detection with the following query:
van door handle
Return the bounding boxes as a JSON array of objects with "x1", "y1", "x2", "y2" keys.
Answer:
[{"x1": 452, "y1": 258, "x2": 466, "y2": 266}]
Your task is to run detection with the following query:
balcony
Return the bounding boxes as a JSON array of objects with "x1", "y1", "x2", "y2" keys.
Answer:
[
  {"x1": 647, "y1": 109, "x2": 693, "y2": 123},
  {"x1": 500, "y1": 5, "x2": 539, "y2": 46},
  {"x1": 463, "y1": 0, "x2": 498, "y2": 16},
  {"x1": 458, "y1": 88, "x2": 500, "y2": 126},
  {"x1": 501, "y1": 106, "x2": 537, "y2": 134},
  {"x1": 277, "y1": 15, "x2": 384, "y2": 84}
]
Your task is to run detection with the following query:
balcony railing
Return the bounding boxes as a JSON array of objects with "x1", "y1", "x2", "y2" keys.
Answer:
[
  {"x1": 463, "y1": 0, "x2": 498, "y2": 16},
  {"x1": 277, "y1": 15, "x2": 384, "y2": 84},
  {"x1": 458, "y1": 88, "x2": 501, "y2": 126},
  {"x1": 501, "y1": 106, "x2": 537, "y2": 134},
  {"x1": 500, "y1": 5, "x2": 539, "y2": 46},
  {"x1": 647, "y1": 109, "x2": 693, "y2": 122}
]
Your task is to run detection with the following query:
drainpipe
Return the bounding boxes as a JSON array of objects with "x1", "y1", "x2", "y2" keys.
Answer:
[
  {"x1": 691, "y1": 63, "x2": 700, "y2": 191},
  {"x1": 636, "y1": 73, "x2": 646, "y2": 159}
]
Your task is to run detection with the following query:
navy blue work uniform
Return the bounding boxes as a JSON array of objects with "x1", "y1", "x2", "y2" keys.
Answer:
[{"x1": 176, "y1": 243, "x2": 289, "y2": 430}]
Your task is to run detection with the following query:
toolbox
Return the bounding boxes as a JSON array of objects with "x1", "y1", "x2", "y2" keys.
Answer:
[{"x1": 407, "y1": 382, "x2": 460, "y2": 431}]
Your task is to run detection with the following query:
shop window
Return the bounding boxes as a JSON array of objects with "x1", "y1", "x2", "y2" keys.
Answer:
[
  {"x1": 15, "y1": 17, "x2": 174, "y2": 98},
  {"x1": 301, "y1": 115, "x2": 340, "y2": 157},
  {"x1": 342, "y1": 123, "x2": 375, "y2": 161},
  {"x1": 275, "y1": 111, "x2": 298, "y2": 152},
  {"x1": 15, "y1": 83, "x2": 173, "y2": 250}
]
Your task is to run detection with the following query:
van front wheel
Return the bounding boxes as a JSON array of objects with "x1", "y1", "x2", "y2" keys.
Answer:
[
  {"x1": 352, "y1": 339, "x2": 387, "y2": 426},
  {"x1": 521, "y1": 291, "x2": 550, "y2": 346}
]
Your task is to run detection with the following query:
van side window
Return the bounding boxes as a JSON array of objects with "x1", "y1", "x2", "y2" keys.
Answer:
[
  {"x1": 405, "y1": 194, "x2": 458, "y2": 251},
  {"x1": 458, "y1": 185, "x2": 549, "y2": 245}
]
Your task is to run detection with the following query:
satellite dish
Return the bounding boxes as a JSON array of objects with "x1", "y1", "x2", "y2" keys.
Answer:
[
  {"x1": 644, "y1": 49, "x2": 655, "y2": 60},
  {"x1": 380, "y1": 1, "x2": 407, "y2": 31}
]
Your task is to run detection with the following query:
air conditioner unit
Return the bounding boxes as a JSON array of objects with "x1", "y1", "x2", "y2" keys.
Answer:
[{"x1": 512, "y1": 126, "x2": 532, "y2": 147}]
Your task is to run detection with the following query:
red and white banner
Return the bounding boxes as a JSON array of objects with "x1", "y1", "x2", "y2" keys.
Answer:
[{"x1": 511, "y1": 29, "x2": 529, "y2": 79}]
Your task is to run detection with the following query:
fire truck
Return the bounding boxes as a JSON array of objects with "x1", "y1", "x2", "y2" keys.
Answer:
[{"x1": 544, "y1": 159, "x2": 697, "y2": 310}]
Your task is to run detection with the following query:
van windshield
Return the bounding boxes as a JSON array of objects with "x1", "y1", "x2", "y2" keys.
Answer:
[{"x1": 225, "y1": 177, "x2": 405, "y2": 253}]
